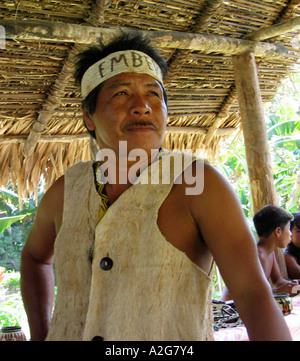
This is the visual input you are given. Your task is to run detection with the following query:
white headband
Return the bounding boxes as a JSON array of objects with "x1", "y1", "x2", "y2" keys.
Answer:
[{"x1": 81, "y1": 50, "x2": 164, "y2": 98}]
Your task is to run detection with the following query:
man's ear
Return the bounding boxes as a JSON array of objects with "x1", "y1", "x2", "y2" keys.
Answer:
[
  {"x1": 274, "y1": 226, "x2": 282, "y2": 238},
  {"x1": 82, "y1": 104, "x2": 96, "y2": 131}
]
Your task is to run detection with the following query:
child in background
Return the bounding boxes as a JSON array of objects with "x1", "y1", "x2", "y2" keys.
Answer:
[
  {"x1": 222, "y1": 205, "x2": 298, "y2": 301},
  {"x1": 285, "y1": 212, "x2": 300, "y2": 280}
]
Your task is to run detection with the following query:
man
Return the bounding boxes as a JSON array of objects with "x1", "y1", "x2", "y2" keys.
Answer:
[
  {"x1": 222, "y1": 205, "x2": 298, "y2": 301},
  {"x1": 21, "y1": 34, "x2": 292, "y2": 341},
  {"x1": 285, "y1": 212, "x2": 300, "y2": 279}
]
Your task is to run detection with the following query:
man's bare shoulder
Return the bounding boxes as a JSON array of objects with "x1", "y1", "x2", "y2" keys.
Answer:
[
  {"x1": 257, "y1": 245, "x2": 275, "y2": 277},
  {"x1": 184, "y1": 160, "x2": 239, "y2": 200},
  {"x1": 178, "y1": 159, "x2": 224, "y2": 195},
  {"x1": 35, "y1": 175, "x2": 65, "y2": 236},
  {"x1": 22, "y1": 175, "x2": 65, "y2": 264},
  {"x1": 42, "y1": 175, "x2": 64, "y2": 209},
  {"x1": 257, "y1": 245, "x2": 268, "y2": 261}
]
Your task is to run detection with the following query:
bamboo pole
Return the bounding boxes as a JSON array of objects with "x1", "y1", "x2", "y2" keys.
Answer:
[
  {"x1": 232, "y1": 51, "x2": 288, "y2": 278},
  {"x1": 2, "y1": 19, "x2": 289, "y2": 59}
]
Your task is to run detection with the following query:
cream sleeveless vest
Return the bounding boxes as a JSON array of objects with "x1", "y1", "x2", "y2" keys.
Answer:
[{"x1": 46, "y1": 151, "x2": 214, "y2": 341}]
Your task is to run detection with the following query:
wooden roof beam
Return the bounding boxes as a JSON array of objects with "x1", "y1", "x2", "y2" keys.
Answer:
[
  {"x1": 2, "y1": 19, "x2": 289, "y2": 59},
  {"x1": 244, "y1": 16, "x2": 300, "y2": 41}
]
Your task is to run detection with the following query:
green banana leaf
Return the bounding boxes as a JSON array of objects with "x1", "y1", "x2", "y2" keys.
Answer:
[{"x1": 0, "y1": 215, "x2": 27, "y2": 233}]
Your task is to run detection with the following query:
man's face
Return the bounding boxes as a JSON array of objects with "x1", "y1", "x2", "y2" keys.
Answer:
[
  {"x1": 83, "y1": 72, "x2": 168, "y2": 156},
  {"x1": 278, "y1": 223, "x2": 292, "y2": 248}
]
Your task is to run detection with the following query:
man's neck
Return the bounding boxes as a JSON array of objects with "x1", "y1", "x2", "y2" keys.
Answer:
[
  {"x1": 100, "y1": 147, "x2": 160, "y2": 204},
  {"x1": 257, "y1": 237, "x2": 276, "y2": 255}
]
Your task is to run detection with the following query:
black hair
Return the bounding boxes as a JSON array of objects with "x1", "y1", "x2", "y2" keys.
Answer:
[
  {"x1": 291, "y1": 212, "x2": 300, "y2": 230},
  {"x1": 253, "y1": 205, "x2": 293, "y2": 238},
  {"x1": 74, "y1": 33, "x2": 168, "y2": 139}
]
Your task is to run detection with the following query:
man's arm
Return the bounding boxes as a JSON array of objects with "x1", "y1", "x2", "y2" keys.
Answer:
[
  {"x1": 21, "y1": 250, "x2": 55, "y2": 341},
  {"x1": 269, "y1": 253, "x2": 298, "y2": 295},
  {"x1": 20, "y1": 176, "x2": 64, "y2": 341},
  {"x1": 190, "y1": 162, "x2": 291, "y2": 341}
]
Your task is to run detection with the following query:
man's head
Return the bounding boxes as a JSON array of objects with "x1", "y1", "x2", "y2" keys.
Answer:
[
  {"x1": 291, "y1": 212, "x2": 300, "y2": 247},
  {"x1": 74, "y1": 33, "x2": 168, "y2": 142},
  {"x1": 253, "y1": 205, "x2": 293, "y2": 247}
]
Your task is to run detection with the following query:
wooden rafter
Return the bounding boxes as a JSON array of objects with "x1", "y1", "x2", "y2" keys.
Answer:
[
  {"x1": 203, "y1": 88, "x2": 237, "y2": 146},
  {"x1": 203, "y1": 11, "x2": 300, "y2": 146},
  {"x1": 191, "y1": 0, "x2": 224, "y2": 32},
  {"x1": 22, "y1": 45, "x2": 82, "y2": 157},
  {"x1": 244, "y1": 16, "x2": 300, "y2": 41},
  {"x1": 22, "y1": 1, "x2": 113, "y2": 157},
  {"x1": 168, "y1": 0, "x2": 224, "y2": 66},
  {"x1": 167, "y1": 0, "x2": 232, "y2": 148},
  {"x1": 85, "y1": 0, "x2": 112, "y2": 26}
]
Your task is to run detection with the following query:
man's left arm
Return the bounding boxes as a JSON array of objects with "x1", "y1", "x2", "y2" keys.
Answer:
[
  {"x1": 189, "y1": 161, "x2": 292, "y2": 341},
  {"x1": 269, "y1": 254, "x2": 298, "y2": 295}
]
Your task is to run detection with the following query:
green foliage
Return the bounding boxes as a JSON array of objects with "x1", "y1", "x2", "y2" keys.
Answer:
[
  {"x1": 0, "y1": 182, "x2": 44, "y2": 271},
  {"x1": 0, "y1": 220, "x2": 32, "y2": 271},
  {"x1": 218, "y1": 137, "x2": 254, "y2": 218},
  {"x1": 0, "y1": 302, "x2": 21, "y2": 328},
  {"x1": 1, "y1": 270, "x2": 20, "y2": 290},
  {"x1": 0, "y1": 271, "x2": 27, "y2": 329}
]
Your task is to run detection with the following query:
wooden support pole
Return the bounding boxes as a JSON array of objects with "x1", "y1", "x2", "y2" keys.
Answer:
[
  {"x1": 232, "y1": 52, "x2": 277, "y2": 212},
  {"x1": 232, "y1": 52, "x2": 288, "y2": 278}
]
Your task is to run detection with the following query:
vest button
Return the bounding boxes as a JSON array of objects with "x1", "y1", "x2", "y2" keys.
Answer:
[
  {"x1": 100, "y1": 257, "x2": 113, "y2": 271},
  {"x1": 91, "y1": 336, "x2": 104, "y2": 341}
]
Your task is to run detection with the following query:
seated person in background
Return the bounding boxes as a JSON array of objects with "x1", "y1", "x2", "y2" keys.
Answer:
[
  {"x1": 285, "y1": 212, "x2": 300, "y2": 279},
  {"x1": 222, "y1": 205, "x2": 298, "y2": 301}
]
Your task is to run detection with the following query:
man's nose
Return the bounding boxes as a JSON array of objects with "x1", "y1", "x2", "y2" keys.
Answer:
[{"x1": 129, "y1": 95, "x2": 152, "y2": 115}]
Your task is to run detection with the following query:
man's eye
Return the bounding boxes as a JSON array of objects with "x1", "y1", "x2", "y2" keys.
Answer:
[
  {"x1": 149, "y1": 91, "x2": 160, "y2": 97},
  {"x1": 115, "y1": 91, "x2": 127, "y2": 96}
]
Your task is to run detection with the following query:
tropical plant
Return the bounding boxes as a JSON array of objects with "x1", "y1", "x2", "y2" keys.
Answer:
[{"x1": 0, "y1": 181, "x2": 44, "y2": 270}]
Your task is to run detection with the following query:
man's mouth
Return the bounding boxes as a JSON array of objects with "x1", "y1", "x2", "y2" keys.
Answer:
[{"x1": 123, "y1": 121, "x2": 157, "y2": 132}]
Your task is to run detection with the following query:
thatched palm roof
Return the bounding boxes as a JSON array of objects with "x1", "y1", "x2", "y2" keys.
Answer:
[{"x1": 0, "y1": 0, "x2": 300, "y2": 200}]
